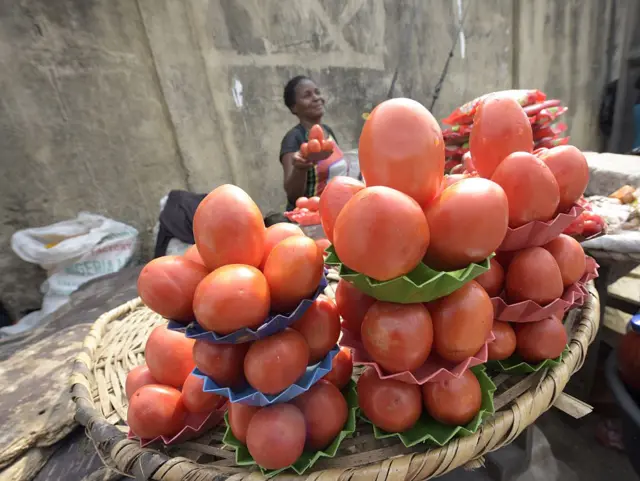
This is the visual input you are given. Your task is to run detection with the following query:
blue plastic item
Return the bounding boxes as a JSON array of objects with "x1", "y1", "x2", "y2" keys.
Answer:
[
  {"x1": 167, "y1": 276, "x2": 328, "y2": 344},
  {"x1": 629, "y1": 313, "x2": 640, "y2": 333},
  {"x1": 194, "y1": 345, "x2": 340, "y2": 406}
]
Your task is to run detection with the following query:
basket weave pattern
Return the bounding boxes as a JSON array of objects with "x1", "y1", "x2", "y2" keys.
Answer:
[{"x1": 70, "y1": 281, "x2": 600, "y2": 480}]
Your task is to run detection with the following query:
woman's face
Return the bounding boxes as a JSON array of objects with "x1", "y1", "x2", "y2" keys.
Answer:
[{"x1": 293, "y1": 79, "x2": 325, "y2": 120}]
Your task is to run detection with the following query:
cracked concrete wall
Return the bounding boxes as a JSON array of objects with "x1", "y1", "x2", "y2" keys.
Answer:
[{"x1": 0, "y1": 0, "x2": 618, "y2": 318}]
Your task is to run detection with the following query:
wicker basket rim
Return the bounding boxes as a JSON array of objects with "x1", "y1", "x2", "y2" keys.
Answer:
[{"x1": 70, "y1": 284, "x2": 600, "y2": 481}]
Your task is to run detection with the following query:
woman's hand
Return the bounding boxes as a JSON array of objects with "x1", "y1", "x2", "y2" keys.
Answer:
[{"x1": 292, "y1": 151, "x2": 313, "y2": 170}]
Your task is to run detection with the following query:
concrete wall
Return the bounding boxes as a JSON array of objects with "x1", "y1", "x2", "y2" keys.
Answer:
[{"x1": 0, "y1": 0, "x2": 623, "y2": 318}]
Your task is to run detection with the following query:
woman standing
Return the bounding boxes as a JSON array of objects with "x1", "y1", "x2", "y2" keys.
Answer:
[{"x1": 279, "y1": 76, "x2": 348, "y2": 210}]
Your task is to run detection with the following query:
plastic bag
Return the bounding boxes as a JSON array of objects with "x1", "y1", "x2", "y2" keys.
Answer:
[{"x1": 5, "y1": 213, "x2": 139, "y2": 335}]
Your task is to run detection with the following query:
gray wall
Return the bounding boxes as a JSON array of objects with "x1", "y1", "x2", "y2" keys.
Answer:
[{"x1": 0, "y1": 0, "x2": 623, "y2": 318}]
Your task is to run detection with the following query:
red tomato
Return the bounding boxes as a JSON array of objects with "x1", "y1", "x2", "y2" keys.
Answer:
[
  {"x1": 423, "y1": 178, "x2": 508, "y2": 271},
  {"x1": 291, "y1": 295, "x2": 340, "y2": 364},
  {"x1": 319, "y1": 176, "x2": 365, "y2": 243},
  {"x1": 193, "y1": 265, "x2": 270, "y2": 334},
  {"x1": 323, "y1": 346, "x2": 353, "y2": 389},
  {"x1": 137, "y1": 256, "x2": 209, "y2": 323},
  {"x1": 361, "y1": 301, "x2": 433, "y2": 373},
  {"x1": 244, "y1": 329, "x2": 310, "y2": 394},
  {"x1": 125, "y1": 365, "x2": 157, "y2": 400},
  {"x1": 293, "y1": 380, "x2": 348, "y2": 450},
  {"x1": 335, "y1": 279, "x2": 376, "y2": 334},
  {"x1": 487, "y1": 321, "x2": 516, "y2": 361},
  {"x1": 183, "y1": 244, "x2": 206, "y2": 267},
  {"x1": 495, "y1": 250, "x2": 517, "y2": 270},
  {"x1": 314, "y1": 238, "x2": 331, "y2": 256},
  {"x1": 359, "y1": 98, "x2": 444, "y2": 206},
  {"x1": 321, "y1": 139, "x2": 334, "y2": 152},
  {"x1": 308, "y1": 139, "x2": 322, "y2": 153},
  {"x1": 192, "y1": 340, "x2": 249, "y2": 390},
  {"x1": 228, "y1": 403, "x2": 260, "y2": 445},
  {"x1": 299, "y1": 207, "x2": 310, "y2": 214},
  {"x1": 539, "y1": 146, "x2": 589, "y2": 213},
  {"x1": 505, "y1": 247, "x2": 563, "y2": 305},
  {"x1": 260, "y1": 223, "x2": 304, "y2": 269},
  {"x1": 181, "y1": 373, "x2": 224, "y2": 413},
  {"x1": 491, "y1": 152, "x2": 560, "y2": 228},
  {"x1": 563, "y1": 215, "x2": 585, "y2": 236},
  {"x1": 307, "y1": 196, "x2": 321, "y2": 211},
  {"x1": 300, "y1": 143, "x2": 309, "y2": 158},
  {"x1": 296, "y1": 197, "x2": 310, "y2": 209},
  {"x1": 422, "y1": 369, "x2": 481, "y2": 425},
  {"x1": 246, "y1": 404, "x2": 306, "y2": 469},
  {"x1": 542, "y1": 234, "x2": 586, "y2": 287},
  {"x1": 515, "y1": 317, "x2": 567, "y2": 362},
  {"x1": 127, "y1": 385, "x2": 187, "y2": 439},
  {"x1": 145, "y1": 325, "x2": 195, "y2": 388},
  {"x1": 308, "y1": 124, "x2": 325, "y2": 142},
  {"x1": 441, "y1": 174, "x2": 466, "y2": 190},
  {"x1": 193, "y1": 185, "x2": 265, "y2": 270},
  {"x1": 470, "y1": 95, "x2": 533, "y2": 178},
  {"x1": 429, "y1": 280, "x2": 493, "y2": 362},
  {"x1": 357, "y1": 367, "x2": 422, "y2": 432},
  {"x1": 263, "y1": 236, "x2": 324, "y2": 313},
  {"x1": 333, "y1": 186, "x2": 430, "y2": 281},
  {"x1": 474, "y1": 257, "x2": 505, "y2": 298}
]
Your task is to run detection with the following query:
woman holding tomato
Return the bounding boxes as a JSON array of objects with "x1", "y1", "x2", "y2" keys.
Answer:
[{"x1": 280, "y1": 76, "x2": 348, "y2": 210}]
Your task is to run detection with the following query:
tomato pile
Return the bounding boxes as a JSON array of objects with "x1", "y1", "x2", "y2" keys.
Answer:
[
  {"x1": 284, "y1": 195, "x2": 321, "y2": 225},
  {"x1": 130, "y1": 184, "x2": 355, "y2": 469},
  {"x1": 317, "y1": 92, "x2": 597, "y2": 437},
  {"x1": 442, "y1": 91, "x2": 570, "y2": 174},
  {"x1": 563, "y1": 196, "x2": 607, "y2": 239},
  {"x1": 126, "y1": 91, "x2": 599, "y2": 469}
]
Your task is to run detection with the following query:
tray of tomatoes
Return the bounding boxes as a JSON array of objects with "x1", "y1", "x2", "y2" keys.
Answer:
[{"x1": 105, "y1": 91, "x2": 601, "y2": 478}]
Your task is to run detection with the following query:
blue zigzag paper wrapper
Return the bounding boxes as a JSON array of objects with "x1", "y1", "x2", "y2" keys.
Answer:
[
  {"x1": 168, "y1": 276, "x2": 328, "y2": 344},
  {"x1": 193, "y1": 345, "x2": 340, "y2": 406}
]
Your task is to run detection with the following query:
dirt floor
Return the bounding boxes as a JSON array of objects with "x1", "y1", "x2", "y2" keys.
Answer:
[{"x1": 436, "y1": 409, "x2": 636, "y2": 481}]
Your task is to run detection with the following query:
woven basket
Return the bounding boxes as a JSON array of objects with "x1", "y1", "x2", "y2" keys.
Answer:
[{"x1": 70, "y1": 279, "x2": 600, "y2": 481}]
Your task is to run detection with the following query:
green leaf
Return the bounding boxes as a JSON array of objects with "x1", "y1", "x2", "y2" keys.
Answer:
[
  {"x1": 222, "y1": 381, "x2": 359, "y2": 478},
  {"x1": 364, "y1": 365, "x2": 496, "y2": 447},
  {"x1": 324, "y1": 245, "x2": 493, "y2": 303},
  {"x1": 486, "y1": 347, "x2": 568, "y2": 374}
]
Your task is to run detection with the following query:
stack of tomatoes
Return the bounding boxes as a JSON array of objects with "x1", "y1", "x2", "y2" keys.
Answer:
[
  {"x1": 134, "y1": 184, "x2": 354, "y2": 470},
  {"x1": 318, "y1": 98, "x2": 505, "y2": 434},
  {"x1": 320, "y1": 93, "x2": 596, "y2": 436},
  {"x1": 125, "y1": 325, "x2": 224, "y2": 441},
  {"x1": 563, "y1": 196, "x2": 607, "y2": 239},
  {"x1": 465, "y1": 94, "x2": 594, "y2": 365}
]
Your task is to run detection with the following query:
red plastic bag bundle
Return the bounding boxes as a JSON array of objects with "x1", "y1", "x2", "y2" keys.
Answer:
[
  {"x1": 442, "y1": 92, "x2": 570, "y2": 162},
  {"x1": 535, "y1": 136, "x2": 570, "y2": 149},
  {"x1": 442, "y1": 89, "x2": 546, "y2": 125},
  {"x1": 533, "y1": 122, "x2": 568, "y2": 140}
]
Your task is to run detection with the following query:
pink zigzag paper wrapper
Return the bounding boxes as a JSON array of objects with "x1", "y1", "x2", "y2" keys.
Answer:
[
  {"x1": 491, "y1": 255, "x2": 599, "y2": 323},
  {"x1": 128, "y1": 400, "x2": 227, "y2": 447},
  {"x1": 340, "y1": 329, "x2": 495, "y2": 384},
  {"x1": 498, "y1": 203, "x2": 584, "y2": 252}
]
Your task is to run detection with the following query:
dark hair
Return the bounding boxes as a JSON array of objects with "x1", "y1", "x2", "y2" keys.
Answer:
[{"x1": 283, "y1": 75, "x2": 311, "y2": 110}]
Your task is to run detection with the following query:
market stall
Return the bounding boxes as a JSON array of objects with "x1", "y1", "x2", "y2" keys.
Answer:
[{"x1": 70, "y1": 91, "x2": 604, "y2": 480}]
